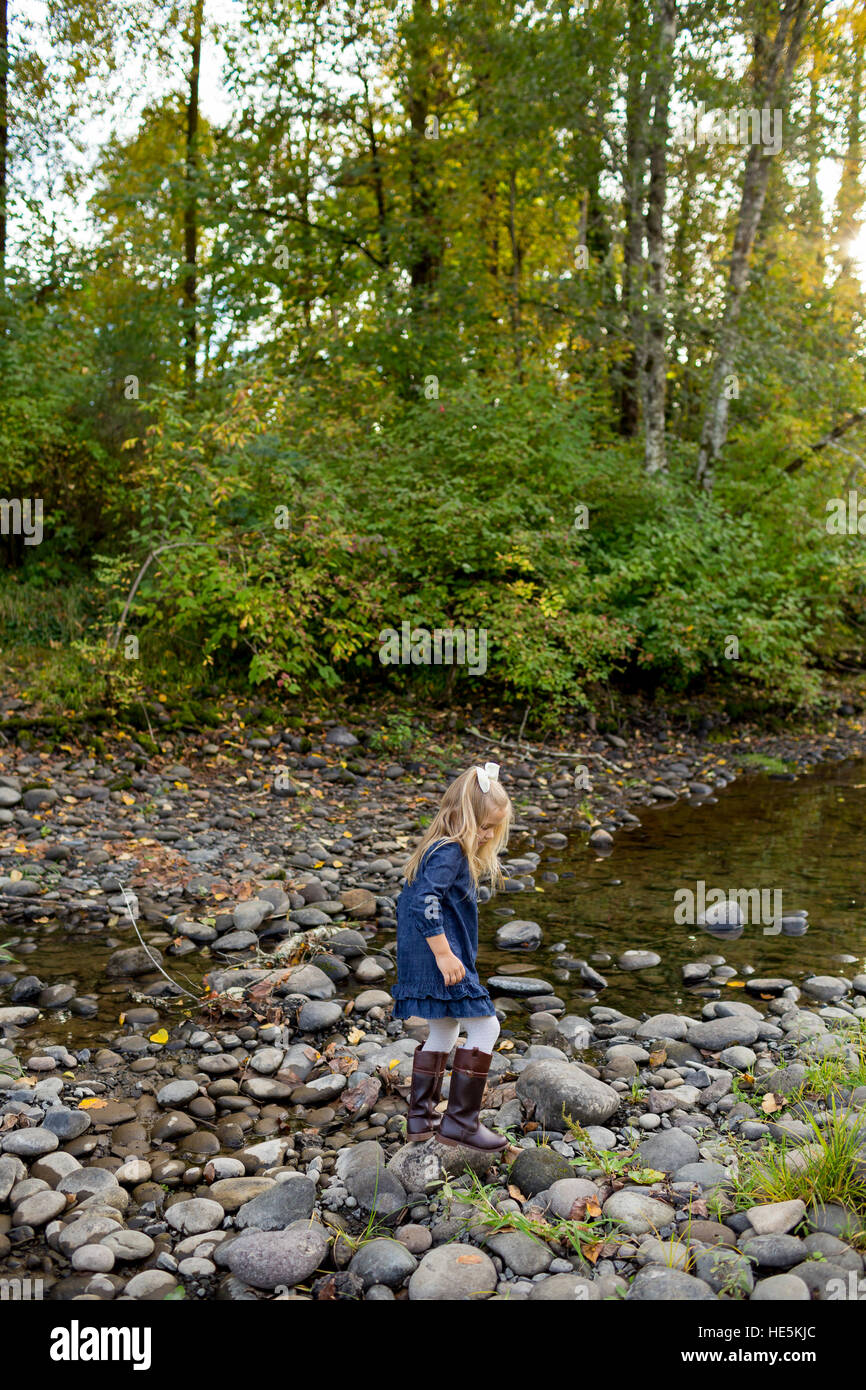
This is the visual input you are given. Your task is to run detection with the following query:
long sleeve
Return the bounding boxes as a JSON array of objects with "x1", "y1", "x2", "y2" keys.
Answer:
[{"x1": 406, "y1": 840, "x2": 463, "y2": 938}]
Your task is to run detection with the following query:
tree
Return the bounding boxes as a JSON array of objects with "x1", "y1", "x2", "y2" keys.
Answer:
[{"x1": 695, "y1": 0, "x2": 816, "y2": 491}]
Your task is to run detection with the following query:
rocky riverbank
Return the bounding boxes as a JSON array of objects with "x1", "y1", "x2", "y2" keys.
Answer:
[{"x1": 1, "y1": 708, "x2": 866, "y2": 1301}]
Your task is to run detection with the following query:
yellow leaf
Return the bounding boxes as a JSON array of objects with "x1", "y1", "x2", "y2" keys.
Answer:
[
  {"x1": 648, "y1": 1047, "x2": 667, "y2": 1067},
  {"x1": 149, "y1": 1028, "x2": 169, "y2": 1045},
  {"x1": 121, "y1": 794, "x2": 135, "y2": 806},
  {"x1": 78, "y1": 1098, "x2": 108, "y2": 1110},
  {"x1": 507, "y1": 1183, "x2": 526, "y2": 1202},
  {"x1": 498, "y1": 1039, "x2": 514, "y2": 1051},
  {"x1": 9, "y1": 869, "x2": 22, "y2": 882},
  {"x1": 347, "y1": 1027, "x2": 364, "y2": 1045},
  {"x1": 118, "y1": 1013, "x2": 125, "y2": 1025},
  {"x1": 388, "y1": 1059, "x2": 400, "y2": 1070},
  {"x1": 726, "y1": 980, "x2": 745, "y2": 988}
]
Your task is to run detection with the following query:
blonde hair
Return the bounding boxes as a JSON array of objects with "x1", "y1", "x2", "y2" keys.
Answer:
[{"x1": 404, "y1": 766, "x2": 513, "y2": 892}]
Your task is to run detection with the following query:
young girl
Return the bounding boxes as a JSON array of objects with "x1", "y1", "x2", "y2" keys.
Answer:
[{"x1": 392, "y1": 762, "x2": 513, "y2": 1152}]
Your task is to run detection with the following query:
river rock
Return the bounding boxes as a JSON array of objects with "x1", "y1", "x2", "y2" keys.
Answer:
[
  {"x1": 509, "y1": 1146, "x2": 574, "y2": 1196},
  {"x1": 1, "y1": 1128, "x2": 59, "y2": 1158},
  {"x1": 226, "y1": 1219, "x2": 331, "y2": 1289},
  {"x1": 157, "y1": 1079, "x2": 200, "y2": 1108},
  {"x1": 235, "y1": 1178, "x2": 316, "y2": 1230},
  {"x1": 340, "y1": 889, "x2": 377, "y2": 918},
  {"x1": 13, "y1": 1189, "x2": 67, "y2": 1227},
  {"x1": 208, "y1": 1177, "x2": 276, "y2": 1212},
  {"x1": 348, "y1": 1238, "x2": 417, "y2": 1289},
  {"x1": 685, "y1": 1016, "x2": 760, "y2": 1049},
  {"x1": 516, "y1": 1059, "x2": 620, "y2": 1129},
  {"x1": 636, "y1": 1129, "x2": 700, "y2": 1173},
  {"x1": 165, "y1": 1198, "x2": 225, "y2": 1235},
  {"x1": 484, "y1": 1229, "x2": 553, "y2": 1276},
  {"x1": 602, "y1": 1191, "x2": 675, "y2": 1235},
  {"x1": 496, "y1": 920, "x2": 542, "y2": 948},
  {"x1": 409, "y1": 1244, "x2": 498, "y2": 1301},
  {"x1": 746, "y1": 1199, "x2": 806, "y2": 1236},
  {"x1": 627, "y1": 1266, "x2": 716, "y2": 1299}
]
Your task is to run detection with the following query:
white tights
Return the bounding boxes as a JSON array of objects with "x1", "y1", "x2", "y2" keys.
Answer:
[{"x1": 420, "y1": 1014, "x2": 501, "y2": 1055}]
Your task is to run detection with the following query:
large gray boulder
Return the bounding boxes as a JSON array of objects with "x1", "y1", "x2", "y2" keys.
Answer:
[{"x1": 516, "y1": 1060, "x2": 620, "y2": 1131}]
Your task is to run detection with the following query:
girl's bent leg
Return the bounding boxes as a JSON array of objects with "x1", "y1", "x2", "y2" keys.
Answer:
[
  {"x1": 421, "y1": 1017, "x2": 460, "y2": 1053},
  {"x1": 461, "y1": 1014, "x2": 501, "y2": 1052}
]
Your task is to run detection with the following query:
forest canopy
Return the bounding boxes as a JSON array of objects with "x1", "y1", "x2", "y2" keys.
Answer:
[{"x1": 1, "y1": 0, "x2": 865, "y2": 722}]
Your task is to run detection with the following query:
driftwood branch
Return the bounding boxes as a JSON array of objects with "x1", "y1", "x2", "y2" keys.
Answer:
[
  {"x1": 110, "y1": 541, "x2": 222, "y2": 651},
  {"x1": 465, "y1": 725, "x2": 628, "y2": 776}
]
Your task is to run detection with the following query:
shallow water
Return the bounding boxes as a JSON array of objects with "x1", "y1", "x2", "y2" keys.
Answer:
[
  {"x1": 4, "y1": 755, "x2": 866, "y2": 1050},
  {"x1": 478, "y1": 754, "x2": 866, "y2": 1021}
]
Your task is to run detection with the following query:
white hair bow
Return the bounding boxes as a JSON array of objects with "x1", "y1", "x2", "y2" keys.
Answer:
[{"x1": 475, "y1": 762, "x2": 500, "y2": 793}]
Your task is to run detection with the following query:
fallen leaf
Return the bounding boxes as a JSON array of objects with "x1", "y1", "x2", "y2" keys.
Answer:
[
  {"x1": 582, "y1": 1242, "x2": 603, "y2": 1264},
  {"x1": 761, "y1": 1091, "x2": 784, "y2": 1113},
  {"x1": 149, "y1": 1028, "x2": 169, "y2": 1045},
  {"x1": 507, "y1": 1183, "x2": 526, "y2": 1202},
  {"x1": 456, "y1": 1254, "x2": 484, "y2": 1265},
  {"x1": 78, "y1": 1098, "x2": 108, "y2": 1110},
  {"x1": 648, "y1": 1047, "x2": 667, "y2": 1067}
]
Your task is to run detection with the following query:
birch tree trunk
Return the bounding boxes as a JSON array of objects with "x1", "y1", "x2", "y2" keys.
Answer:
[
  {"x1": 617, "y1": 0, "x2": 649, "y2": 438},
  {"x1": 695, "y1": 0, "x2": 813, "y2": 491},
  {"x1": 405, "y1": 0, "x2": 441, "y2": 313},
  {"x1": 0, "y1": 0, "x2": 8, "y2": 298},
  {"x1": 182, "y1": 0, "x2": 204, "y2": 398},
  {"x1": 642, "y1": 0, "x2": 677, "y2": 475}
]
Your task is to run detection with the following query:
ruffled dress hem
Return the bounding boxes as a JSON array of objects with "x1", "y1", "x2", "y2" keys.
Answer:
[{"x1": 391, "y1": 994, "x2": 496, "y2": 1019}]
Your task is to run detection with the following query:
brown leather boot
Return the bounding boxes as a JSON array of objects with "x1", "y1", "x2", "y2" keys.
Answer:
[
  {"x1": 438, "y1": 1045, "x2": 507, "y2": 1152},
  {"x1": 406, "y1": 1048, "x2": 448, "y2": 1142}
]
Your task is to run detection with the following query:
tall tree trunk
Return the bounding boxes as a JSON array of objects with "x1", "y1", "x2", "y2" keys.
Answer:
[
  {"x1": 835, "y1": 40, "x2": 863, "y2": 284},
  {"x1": 696, "y1": 0, "x2": 812, "y2": 491},
  {"x1": 405, "y1": 0, "x2": 441, "y2": 312},
  {"x1": 618, "y1": 0, "x2": 650, "y2": 437},
  {"x1": 0, "y1": 0, "x2": 8, "y2": 298},
  {"x1": 362, "y1": 77, "x2": 389, "y2": 269},
  {"x1": 642, "y1": 0, "x2": 677, "y2": 475},
  {"x1": 182, "y1": 0, "x2": 204, "y2": 398},
  {"x1": 508, "y1": 167, "x2": 523, "y2": 380}
]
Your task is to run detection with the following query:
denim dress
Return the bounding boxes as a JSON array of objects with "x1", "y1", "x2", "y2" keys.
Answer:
[{"x1": 392, "y1": 838, "x2": 495, "y2": 1019}]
